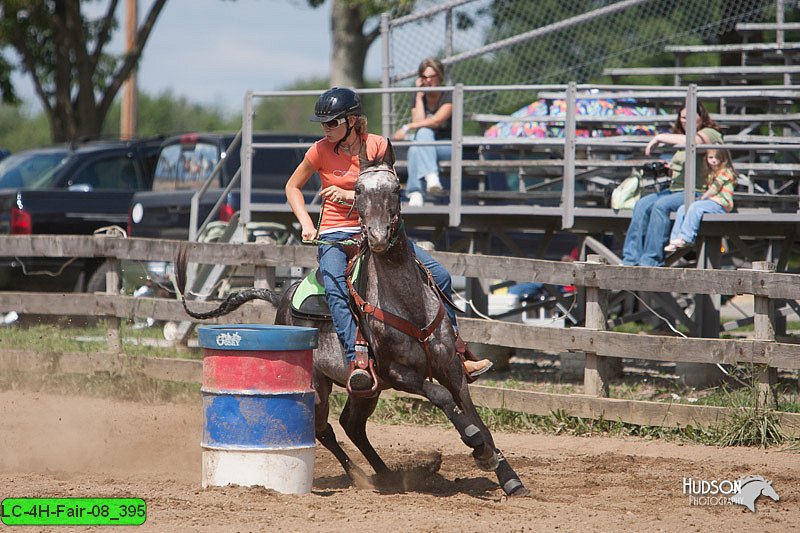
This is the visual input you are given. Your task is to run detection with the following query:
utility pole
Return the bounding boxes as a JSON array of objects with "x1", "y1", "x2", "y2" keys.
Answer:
[{"x1": 121, "y1": 0, "x2": 138, "y2": 139}]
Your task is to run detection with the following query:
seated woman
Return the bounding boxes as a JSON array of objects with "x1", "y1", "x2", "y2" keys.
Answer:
[
  {"x1": 621, "y1": 102, "x2": 722, "y2": 266},
  {"x1": 392, "y1": 58, "x2": 452, "y2": 207},
  {"x1": 665, "y1": 148, "x2": 736, "y2": 252},
  {"x1": 286, "y1": 87, "x2": 491, "y2": 392}
]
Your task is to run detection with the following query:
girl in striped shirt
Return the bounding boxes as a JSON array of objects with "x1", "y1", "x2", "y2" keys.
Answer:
[{"x1": 665, "y1": 149, "x2": 736, "y2": 252}]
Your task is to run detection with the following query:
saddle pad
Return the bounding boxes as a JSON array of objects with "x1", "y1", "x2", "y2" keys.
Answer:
[
  {"x1": 291, "y1": 268, "x2": 330, "y2": 318},
  {"x1": 290, "y1": 259, "x2": 363, "y2": 319}
]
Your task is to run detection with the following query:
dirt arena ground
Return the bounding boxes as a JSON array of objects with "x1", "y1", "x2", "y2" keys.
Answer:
[{"x1": 1, "y1": 390, "x2": 797, "y2": 532}]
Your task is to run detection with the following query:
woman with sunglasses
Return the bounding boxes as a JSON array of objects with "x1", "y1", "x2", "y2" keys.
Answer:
[
  {"x1": 286, "y1": 87, "x2": 491, "y2": 392},
  {"x1": 392, "y1": 58, "x2": 453, "y2": 207}
]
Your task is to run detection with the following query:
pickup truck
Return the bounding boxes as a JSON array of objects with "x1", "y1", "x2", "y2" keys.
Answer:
[
  {"x1": 126, "y1": 132, "x2": 320, "y2": 289},
  {"x1": 0, "y1": 138, "x2": 162, "y2": 293},
  {"x1": 128, "y1": 132, "x2": 320, "y2": 240}
]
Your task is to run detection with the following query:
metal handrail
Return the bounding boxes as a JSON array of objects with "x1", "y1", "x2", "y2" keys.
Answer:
[{"x1": 234, "y1": 82, "x2": 799, "y2": 236}]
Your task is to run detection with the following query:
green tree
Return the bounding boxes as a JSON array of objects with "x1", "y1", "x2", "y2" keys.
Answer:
[
  {"x1": 103, "y1": 90, "x2": 240, "y2": 138},
  {"x1": 307, "y1": 0, "x2": 414, "y2": 87},
  {"x1": 0, "y1": 0, "x2": 167, "y2": 142}
]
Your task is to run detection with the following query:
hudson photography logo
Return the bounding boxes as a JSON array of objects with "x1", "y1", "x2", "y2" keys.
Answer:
[{"x1": 682, "y1": 475, "x2": 780, "y2": 512}]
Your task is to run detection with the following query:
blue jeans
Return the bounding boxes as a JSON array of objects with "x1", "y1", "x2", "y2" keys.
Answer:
[
  {"x1": 622, "y1": 190, "x2": 687, "y2": 266},
  {"x1": 406, "y1": 128, "x2": 451, "y2": 194},
  {"x1": 670, "y1": 199, "x2": 726, "y2": 244},
  {"x1": 318, "y1": 231, "x2": 456, "y2": 362}
]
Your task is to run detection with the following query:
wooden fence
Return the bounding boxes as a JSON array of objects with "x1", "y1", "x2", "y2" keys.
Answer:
[{"x1": 1, "y1": 234, "x2": 800, "y2": 435}]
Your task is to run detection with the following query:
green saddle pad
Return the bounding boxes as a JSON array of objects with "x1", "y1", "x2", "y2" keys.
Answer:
[{"x1": 291, "y1": 259, "x2": 363, "y2": 319}]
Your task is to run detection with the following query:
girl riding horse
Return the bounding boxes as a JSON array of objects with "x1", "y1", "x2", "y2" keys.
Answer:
[{"x1": 285, "y1": 87, "x2": 491, "y2": 392}]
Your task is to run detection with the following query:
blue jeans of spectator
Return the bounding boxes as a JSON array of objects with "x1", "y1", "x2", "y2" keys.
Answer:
[
  {"x1": 406, "y1": 127, "x2": 451, "y2": 194},
  {"x1": 318, "y1": 231, "x2": 457, "y2": 363},
  {"x1": 670, "y1": 199, "x2": 726, "y2": 244},
  {"x1": 622, "y1": 190, "x2": 687, "y2": 266}
]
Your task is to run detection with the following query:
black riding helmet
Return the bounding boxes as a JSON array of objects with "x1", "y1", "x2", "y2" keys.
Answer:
[{"x1": 311, "y1": 87, "x2": 362, "y2": 122}]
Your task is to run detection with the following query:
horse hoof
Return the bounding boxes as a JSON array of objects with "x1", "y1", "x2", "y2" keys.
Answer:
[{"x1": 473, "y1": 448, "x2": 500, "y2": 472}]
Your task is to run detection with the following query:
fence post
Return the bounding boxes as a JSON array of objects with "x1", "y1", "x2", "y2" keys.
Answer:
[
  {"x1": 753, "y1": 260, "x2": 778, "y2": 409},
  {"x1": 254, "y1": 236, "x2": 276, "y2": 291},
  {"x1": 584, "y1": 254, "x2": 610, "y2": 397},
  {"x1": 105, "y1": 257, "x2": 121, "y2": 353}
]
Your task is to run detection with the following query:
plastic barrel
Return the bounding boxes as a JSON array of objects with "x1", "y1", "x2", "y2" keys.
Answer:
[{"x1": 198, "y1": 324, "x2": 318, "y2": 494}]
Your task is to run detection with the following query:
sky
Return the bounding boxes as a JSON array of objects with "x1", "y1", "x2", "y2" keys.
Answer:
[{"x1": 14, "y1": 0, "x2": 384, "y2": 114}]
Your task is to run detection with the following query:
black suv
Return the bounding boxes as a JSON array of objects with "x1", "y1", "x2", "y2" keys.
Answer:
[{"x1": 0, "y1": 138, "x2": 162, "y2": 293}]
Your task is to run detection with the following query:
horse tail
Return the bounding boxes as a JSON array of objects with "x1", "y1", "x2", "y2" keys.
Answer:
[
  {"x1": 181, "y1": 287, "x2": 278, "y2": 319},
  {"x1": 174, "y1": 245, "x2": 281, "y2": 320}
]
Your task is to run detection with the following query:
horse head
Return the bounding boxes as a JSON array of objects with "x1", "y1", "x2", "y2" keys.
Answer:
[
  {"x1": 731, "y1": 475, "x2": 780, "y2": 513},
  {"x1": 356, "y1": 139, "x2": 401, "y2": 253}
]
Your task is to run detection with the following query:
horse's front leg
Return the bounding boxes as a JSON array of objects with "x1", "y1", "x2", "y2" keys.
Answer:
[
  {"x1": 408, "y1": 377, "x2": 529, "y2": 497},
  {"x1": 339, "y1": 394, "x2": 391, "y2": 477},
  {"x1": 414, "y1": 379, "x2": 498, "y2": 468},
  {"x1": 442, "y1": 377, "x2": 531, "y2": 498},
  {"x1": 314, "y1": 375, "x2": 372, "y2": 488}
]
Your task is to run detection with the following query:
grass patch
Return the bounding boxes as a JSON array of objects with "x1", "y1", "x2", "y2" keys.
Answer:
[
  {"x1": 0, "y1": 370, "x2": 199, "y2": 404},
  {"x1": 0, "y1": 322, "x2": 201, "y2": 360}
]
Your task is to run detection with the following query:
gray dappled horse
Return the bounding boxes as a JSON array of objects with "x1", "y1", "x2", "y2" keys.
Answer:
[{"x1": 176, "y1": 140, "x2": 528, "y2": 497}]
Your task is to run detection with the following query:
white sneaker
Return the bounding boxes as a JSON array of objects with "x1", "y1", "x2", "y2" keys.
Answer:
[
  {"x1": 425, "y1": 173, "x2": 443, "y2": 193},
  {"x1": 407, "y1": 191, "x2": 424, "y2": 207}
]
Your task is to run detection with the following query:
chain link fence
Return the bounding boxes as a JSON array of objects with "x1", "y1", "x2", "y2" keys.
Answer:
[{"x1": 386, "y1": 0, "x2": 788, "y2": 126}]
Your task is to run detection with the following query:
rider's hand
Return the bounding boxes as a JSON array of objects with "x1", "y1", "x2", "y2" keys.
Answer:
[
  {"x1": 301, "y1": 223, "x2": 316, "y2": 242},
  {"x1": 320, "y1": 185, "x2": 352, "y2": 204}
]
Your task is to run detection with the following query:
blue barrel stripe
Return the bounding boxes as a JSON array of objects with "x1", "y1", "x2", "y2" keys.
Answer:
[
  {"x1": 202, "y1": 392, "x2": 315, "y2": 450},
  {"x1": 198, "y1": 324, "x2": 319, "y2": 351}
]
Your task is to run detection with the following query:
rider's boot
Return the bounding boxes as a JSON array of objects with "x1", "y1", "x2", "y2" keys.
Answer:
[{"x1": 455, "y1": 334, "x2": 493, "y2": 382}]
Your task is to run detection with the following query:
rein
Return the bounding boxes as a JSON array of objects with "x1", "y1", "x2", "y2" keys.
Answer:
[{"x1": 345, "y1": 239, "x2": 447, "y2": 382}]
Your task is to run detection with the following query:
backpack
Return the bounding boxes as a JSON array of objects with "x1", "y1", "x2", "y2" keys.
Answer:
[{"x1": 611, "y1": 172, "x2": 641, "y2": 210}]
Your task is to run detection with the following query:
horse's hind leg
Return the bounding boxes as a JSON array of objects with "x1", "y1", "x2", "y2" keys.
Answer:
[
  {"x1": 314, "y1": 378, "x2": 371, "y2": 487},
  {"x1": 339, "y1": 394, "x2": 391, "y2": 476}
]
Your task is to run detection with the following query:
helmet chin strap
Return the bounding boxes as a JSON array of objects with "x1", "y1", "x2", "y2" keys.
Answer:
[{"x1": 334, "y1": 120, "x2": 356, "y2": 155}]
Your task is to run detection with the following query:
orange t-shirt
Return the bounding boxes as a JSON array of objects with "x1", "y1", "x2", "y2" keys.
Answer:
[{"x1": 304, "y1": 133, "x2": 388, "y2": 234}]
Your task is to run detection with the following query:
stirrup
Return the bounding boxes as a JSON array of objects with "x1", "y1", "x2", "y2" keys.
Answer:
[{"x1": 347, "y1": 343, "x2": 379, "y2": 398}]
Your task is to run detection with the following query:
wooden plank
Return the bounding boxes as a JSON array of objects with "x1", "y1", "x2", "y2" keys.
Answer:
[
  {"x1": 458, "y1": 319, "x2": 800, "y2": 371},
  {"x1": 0, "y1": 349, "x2": 123, "y2": 374},
  {"x1": 0, "y1": 293, "x2": 276, "y2": 324},
  {"x1": 5, "y1": 235, "x2": 800, "y2": 298},
  {"x1": 139, "y1": 357, "x2": 202, "y2": 383},
  {"x1": 381, "y1": 386, "x2": 800, "y2": 436},
  {"x1": 0, "y1": 235, "x2": 319, "y2": 267}
]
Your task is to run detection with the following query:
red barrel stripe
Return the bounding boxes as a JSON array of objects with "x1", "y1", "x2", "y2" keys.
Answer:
[{"x1": 203, "y1": 349, "x2": 313, "y2": 393}]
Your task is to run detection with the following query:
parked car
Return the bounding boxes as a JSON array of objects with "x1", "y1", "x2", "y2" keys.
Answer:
[{"x1": 0, "y1": 137, "x2": 162, "y2": 293}]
